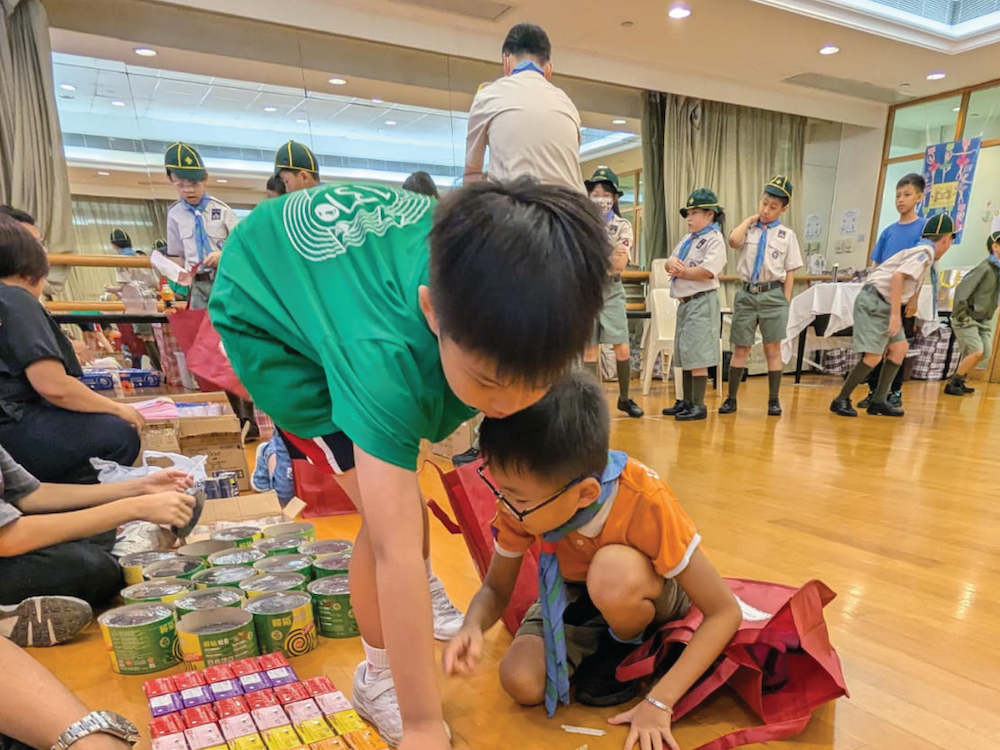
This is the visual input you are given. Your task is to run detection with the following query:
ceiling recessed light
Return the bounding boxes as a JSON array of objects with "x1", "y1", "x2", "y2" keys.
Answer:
[
  {"x1": 899, "y1": 82, "x2": 911, "y2": 88},
  {"x1": 612, "y1": 118, "x2": 627, "y2": 125},
  {"x1": 110, "y1": 100, "x2": 127, "y2": 107},
  {"x1": 668, "y1": 5, "x2": 691, "y2": 19},
  {"x1": 819, "y1": 44, "x2": 840, "y2": 55},
  {"x1": 296, "y1": 118, "x2": 308, "y2": 124},
  {"x1": 328, "y1": 77, "x2": 347, "y2": 86},
  {"x1": 621, "y1": 20, "x2": 634, "y2": 27},
  {"x1": 97, "y1": 171, "x2": 110, "y2": 176},
  {"x1": 216, "y1": 179, "x2": 228, "y2": 183},
  {"x1": 133, "y1": 47, "x2": 157, "y2": 57},
  {"x1": 384, "y1": 120, "x2": 397, "y2": 126},
  {"x1": 263, "y1": 106, "x2": 277, "y2": 112},
  {"x1": 372, "y1": 98, "x2": 384, "y2": 104},
  {"x1": 926, "y1": 71, "x2": 946, "y2": 81},
  {"x1": 59, "y1": 83, "x2": 76, "y2": 92}
]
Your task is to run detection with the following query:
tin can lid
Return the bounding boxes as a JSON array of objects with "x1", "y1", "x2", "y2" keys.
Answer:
[
  {"x1": 308, "y1": 575, "x2": 350, "y2": 596},
  {"x1": 244, "y1": 591, "x2": 312, "y2": 614},
  {"x1": 99, "y1": 602, "x2": 174, "y2": 627}
]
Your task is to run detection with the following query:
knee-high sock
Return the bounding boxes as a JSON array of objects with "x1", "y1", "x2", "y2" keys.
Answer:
[
  {"x1": 767, "y1": 370, "x2": 782, "y2": 400},
  {"x1": 682, "y1": 370, "x2": 693, "y2": 402},
  {"x1": 838, "y1": 361, "x2": 874, "y2": 400},
  {"x1": 616, "y1": 358, "x2": 631, "y2": 400},
  {"x1": 691, "y1": 375, "x2": 708, "y2": 408},
  {"x1": 728, "y1": 366, "x2": 746, "y2": 399},
  {"x1": 874, "y1": 359, "x2": 902, "y2": 403}
]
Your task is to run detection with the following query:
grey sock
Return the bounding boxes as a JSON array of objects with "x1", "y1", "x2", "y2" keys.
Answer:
[
  {"x1": 767, "y1": 370, "x2": 782, "y2": 400},
  {"x1": 616, "y1": 358, "x2": 631, "y2": 401},
  {"x1": 682, "y1": 370, "x2": 693, "y2": 402},
  {"x1": 875, "y1": 359, "x2": 902, "y2": 402},
  {"x1": 691, "y1": 375, "x2": 708, "y2": 407},
  {"x1": 838, "y1": 361, "x2": 874, "y2": 400},
  {"x1": 728, "y1": 367, "x2": 746, "y2": 399}
]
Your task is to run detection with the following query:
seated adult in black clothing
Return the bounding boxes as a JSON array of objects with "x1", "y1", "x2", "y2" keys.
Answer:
[
  {"x1": 0, "y1": 442, "x2": 195, "y2": 635},
  {"x1": 0, "y1": 217, "x2": 144, "y2": 483}
]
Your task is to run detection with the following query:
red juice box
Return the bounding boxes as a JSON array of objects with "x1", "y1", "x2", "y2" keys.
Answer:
[
  {"x1": 215, "y1": 699, "x2": 257, "y2": 742},
  {"x1": 245, "y1": 690, "x2": 278, "y2": 710},
  {"x1": 300, "y1": 677, "x2": 336, "y2": 698},
  {"x1": 181, "y1": 705, "x2": 218, "y2": 729},
  {"x1": 149, "y1": 716, "x2": 188, "y2": 750},
  {"x1": 257, "y1": 653, "x2": 289, "y2": 670},
  {"x1": 231, "y1": 657, "x2": 264, "y2": 676},
  {"x1": 274, "y1": 683, "x2": 309, "y2": 706},
  {"x1": 145, "y1": 676, "x2": 183, "y2": 717},
  {"x1": 214, "y1": 697, "x2": 250, "y2": 718},
  {"x1": 203, "y1": 665, "x2": 236, "y2": 682}
]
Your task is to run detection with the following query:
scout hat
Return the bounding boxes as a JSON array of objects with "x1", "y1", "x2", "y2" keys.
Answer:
[
  {"x1": 764, "y1": 174, "x2": 793, "y2": 200},
  {"x1": 922, "y1": 213, "x2": 956, "y2": 238},
  {"x1": 987, "y1": 230, "x2": 1000, "y2": 249},
  {"x1": 680, "y1": 188, "x2": 723, "y2": 218},
  {"x1": 152, "y1": 239, "x2": 167, "y2": 252},
  {"x1": 584, "y1": 166, "x2": 622, "y2": 195},
  {"x1": 275, "y1": 140, "x2": 319, "y2": 175},
  {"x1": 164, "y1": 142, "x2": 207, "y2": 181},
  {"x1": 109, "y1": 227, "x2": 132, "y2": 247}
]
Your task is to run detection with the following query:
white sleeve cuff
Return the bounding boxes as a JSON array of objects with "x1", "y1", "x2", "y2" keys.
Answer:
[
  {"x1": 663, "y1": 533, "x2": 702, "y2": 579},
  {"x1": 493, "y1": 540, "x2": 524, "y2": 559}
]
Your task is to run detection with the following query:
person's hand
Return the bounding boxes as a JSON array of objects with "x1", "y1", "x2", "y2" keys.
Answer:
[
  {"x1": 666, "y1": 258, "x2": 685, "y2": 276},
  {"x1": 609, "y1": 699, "x2": 680, "y2": 750},
  {"x1": 398, "y1": 725, "x2": 451, "y2": 750},
  {"x1": 129, "y1": 491, "x2": 196, "y2": 527},
  {"x1": 745, "y1": 214, "x2": 760, "y2": 226},
  {"x1": 139, "y1": 469, "x2": 194, "y2": 495},
  {"x1": 115, "y1": 403, "x2": 146, "y2": 432},
  {"x1": 202, "y1": 251, "x2": 222, "y2": 268},
  {"x1": 442, "y1": 626, "x2": 484, "y2": 676},
  {"x1": 888, "y1": 312, "x2": 902, "y2": 338}
]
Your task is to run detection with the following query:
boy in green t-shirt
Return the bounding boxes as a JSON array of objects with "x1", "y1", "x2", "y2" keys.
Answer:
[{"x1": 209, "y1": 179, "x2": 609, "y2": 750}]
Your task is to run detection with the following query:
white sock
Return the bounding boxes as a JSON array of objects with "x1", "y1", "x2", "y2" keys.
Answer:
[
  {"x1": 362, "y1": 639, "x2": 390, "y2": 676},
  {"x1": 425, "y1": 557, "x2": 434, "y2": 580}
]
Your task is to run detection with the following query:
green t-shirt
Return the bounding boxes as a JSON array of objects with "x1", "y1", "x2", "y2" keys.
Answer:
[{"x1": 209, "y1": 183, "x2": 476, "y2": 469}]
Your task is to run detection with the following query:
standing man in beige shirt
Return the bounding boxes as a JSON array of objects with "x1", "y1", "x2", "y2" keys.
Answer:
[{"x1": 464, "y1": 23, "x2": 583, "y2": 192}]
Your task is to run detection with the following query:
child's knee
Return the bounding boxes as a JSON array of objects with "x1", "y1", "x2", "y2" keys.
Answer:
[
  {"x1": 499, "y1": 648, "x2": 546, "y2": 706},
  {"x1": 588, "y1": 545, "x2": 657, "y2": 610}
]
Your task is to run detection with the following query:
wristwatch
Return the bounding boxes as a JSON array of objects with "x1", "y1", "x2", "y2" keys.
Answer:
[{"x1": 50, "y1": 712, "x2": 140, "y2": 750}]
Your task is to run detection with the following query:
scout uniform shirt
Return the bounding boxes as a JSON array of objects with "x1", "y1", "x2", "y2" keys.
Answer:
[
  {"x1": 465, "y1": 64, "x2": 583, "y2": 192},
  {"x1": 668, "y1": 227, "x2": 727, "y2": 299},
  {"x1": 735, "y1": 223, "x2": 803, "y2": 283},
  {"x1": 607, "y1": 214, "x2": 635, "y2": 266},
  {"x1": 492, "y1": 452, "x2": 700, "y2": 583},
  {"x1": 209, "y1": 183, "x2": 476, "y2": 470},
  {"x1": 866, "y1": 242, "x2": 935, "y2": 304},
  {"x1": 953, "y1": 257, "x2": 1000, "y2": 322},
  {"x1": 166, "y1": 196, "x2": 239, "y2": 273}
]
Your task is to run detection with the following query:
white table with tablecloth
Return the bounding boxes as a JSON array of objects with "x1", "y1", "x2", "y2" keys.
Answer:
[{"x1": 781, "y1": 282, "x2": 939, "y2": 366}]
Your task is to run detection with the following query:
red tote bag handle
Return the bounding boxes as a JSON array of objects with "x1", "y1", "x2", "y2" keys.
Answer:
[{"x1": 689, "y1": 713, "x2": 813, "y2": 750}]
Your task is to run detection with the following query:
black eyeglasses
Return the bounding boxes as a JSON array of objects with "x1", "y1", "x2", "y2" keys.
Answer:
[{"x1": 477, "y1": 464, "x2": 599, "y2": 523}]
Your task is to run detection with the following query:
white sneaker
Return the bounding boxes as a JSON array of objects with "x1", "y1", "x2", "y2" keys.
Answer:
[
  {"x1": 351, "y1": 662, "x2": 451, "y2": 747},
  {"x1": 352, "y1": 662, "x2": 403, "y2": 746},
  {"x1": 429, "y1": 574, "x2": 464, "y2": 641}
]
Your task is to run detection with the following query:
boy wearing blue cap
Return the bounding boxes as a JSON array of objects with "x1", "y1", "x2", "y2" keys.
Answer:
[
  {"x1": 831, "y1": 214, "x2": 955, "y2": 417},
  {"x1": 722, "y1": 175, "x2": 802, "y2": 417},
  {"x1": 944, "y1": 230, "x2": 1000, "y2": 396}
]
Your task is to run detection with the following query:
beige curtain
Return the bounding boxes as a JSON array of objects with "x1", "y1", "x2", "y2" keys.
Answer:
[
  {"x1": 663, "y1": 96, "x2": 807, "y2": 277},
  {"x1": 0, "y1": 0, "x2": 76, "y2": 290},
  {"x1": 66, "y1": 196, "x2": 170, "y2": 300},
  {"x1": 641, "y1": 92, "x2": 668, "y2": 265}
]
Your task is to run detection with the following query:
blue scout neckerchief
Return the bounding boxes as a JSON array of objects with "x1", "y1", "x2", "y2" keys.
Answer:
[
  {"x1": 182, "y1": 194, "x2": 212, "y2": 263},
  {"x1": 751, "y1": 220, "x2": 782, "y2": 285}
]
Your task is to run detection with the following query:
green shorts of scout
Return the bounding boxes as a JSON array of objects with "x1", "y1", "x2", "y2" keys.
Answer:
[
  {"x1": 674, "y1": 289, "x2": 720, "y2": 370},
  {"x1": 516, "y1": 579, "x2": 690, "y2": 678},
  {"x1": 730, "y1": 286, "x2": 789, "y2": 346},
  {"x1": 852, "y1": 286, "x2": 906, "y2": 354},
  {"x1": 592, "y1": 278, "x2": 629, "y2": 346},
  {"x1": 952, "y1": 316, "x2": 993, "y2": 359}
]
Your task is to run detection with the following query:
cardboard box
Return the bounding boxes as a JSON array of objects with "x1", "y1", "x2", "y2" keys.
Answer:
[
  {"x1": 122, "y1": 392, "x2": 251, "y2": 491},
  {"x1": 190, "y1": 491, "x2": 304, "y2": 539},
  {"x1": 430, "y1": 415, "x2": 482, "y2": 459}
]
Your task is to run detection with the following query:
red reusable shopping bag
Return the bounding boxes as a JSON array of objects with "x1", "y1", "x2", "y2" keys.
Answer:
[
  {"x1": 616, "y1": 578, "x2": 848, "y2": 750},
  {"x1": 169, "y1": 308, "x2": 251, "y2": 401},
  {"x1": 427, "y1": 460, "x2": 539, "y2": 634},
  {"x1": 292, "y1": 458, "x2": 357, "y2": 518}
]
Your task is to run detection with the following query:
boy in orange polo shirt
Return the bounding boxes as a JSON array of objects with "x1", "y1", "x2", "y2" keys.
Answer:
[{"x1": 443, "y1": 372, "x2": 740, "y2": 750}]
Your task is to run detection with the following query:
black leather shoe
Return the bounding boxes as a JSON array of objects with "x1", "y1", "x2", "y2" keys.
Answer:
[
  {"x1": 943, "y1": 379, "x2": 966, "y2": 396},
  {"x1": 887, "y1": 390, "x2": 903, "y2": 408},
  {"x1": 718, "y1": 397, "x2": 737, "y2": 414},
  {"x1": 962, "y1": 379, "x2": 975, "y2": 393},
  {"x1": 830, "y1": 397, "x2": 857, "y2": 417},
  {"x1": 867, "y1": 400, "x2": 904, "y2": 417},
  {"x1": 857, "y1": 389, "x2": 875, "y2": 409},
  {"x1": 675, "y1": 404, "x2": 707, "y2": 421},
  {"x1": 662, "y1": 399, "x2": 690, "y2": 416},
  {"x1": 767, "y1": 399, "x2": 782, "y2": 416},
  {"x1": 617, "y1": 398, "x2": 644, "y2": 418},
  {"x1": 574, "y1": 632, "x2": 641, "y2": 707}
]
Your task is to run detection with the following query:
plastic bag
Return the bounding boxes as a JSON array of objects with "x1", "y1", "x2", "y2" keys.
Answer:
[{"x1": 90, "y1": 451, "x2": 208, "y2": 484}]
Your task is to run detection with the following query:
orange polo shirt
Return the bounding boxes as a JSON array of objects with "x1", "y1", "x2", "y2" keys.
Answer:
[{"x1": 492, "y1": 455, "x2": 701, "y2": 583}]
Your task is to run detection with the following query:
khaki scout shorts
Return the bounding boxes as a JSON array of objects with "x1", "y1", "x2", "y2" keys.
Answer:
[
  {"x1": 852, "y1": 286, "x2": 906, "y2": 354},
  {"x1": 674, "y1": 290, "x2": 720, "y2": 369},
  {"x1": 730, "y1": 287, "x2": 789, "y2": 346},
  {"x1": 592, "y1": 278, "x2": 630, "y2": 346},
  {"x1": 953, "y1": 316, "x2": 993, "y2": 359},
  {"x1": 516, "y1": 579, "x2": 690, "y2": 678}
]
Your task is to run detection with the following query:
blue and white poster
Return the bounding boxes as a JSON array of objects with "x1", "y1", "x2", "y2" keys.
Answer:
[{"x1": 923, "y1": 137, "x2": 981, "y2": 243}]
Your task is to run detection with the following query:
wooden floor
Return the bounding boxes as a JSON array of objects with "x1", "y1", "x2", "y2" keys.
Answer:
[{"x1": 29, "y1": 375, "x2": 1000, "y2": 750}]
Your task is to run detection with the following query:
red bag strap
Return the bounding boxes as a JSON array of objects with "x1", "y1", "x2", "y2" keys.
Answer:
[
  {"x1": 426, "y1": 499, "x2": 461, "y2": 535},
  {"x1": 615, "y1": 626, "x2": 696, "y2": 683},
  {"x1": 688, "y1": 713, "x2": 813, "y2": 750},
  {"x1": 670, "y1": 655, "x2": 740, "y2": 720}
]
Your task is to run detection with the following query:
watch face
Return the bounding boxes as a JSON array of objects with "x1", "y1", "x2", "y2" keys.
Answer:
[{"x1": 99, "y1": 712, "x2": 140, "y2": 742}]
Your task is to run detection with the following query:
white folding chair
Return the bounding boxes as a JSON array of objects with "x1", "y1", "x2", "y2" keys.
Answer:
[{"x1": 642, "y1": 288, "x2": 680, "y2": 396}]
